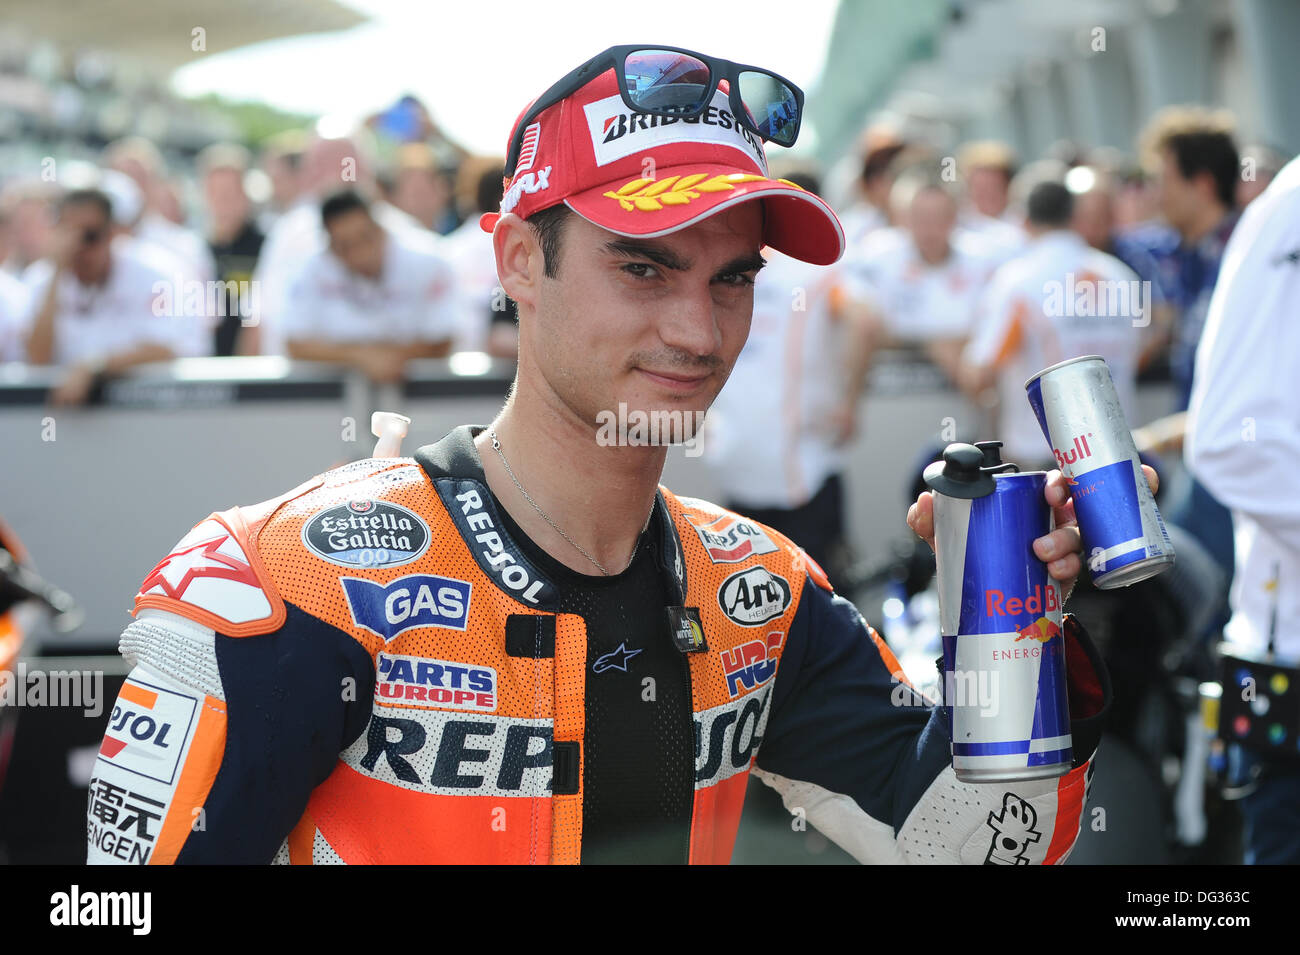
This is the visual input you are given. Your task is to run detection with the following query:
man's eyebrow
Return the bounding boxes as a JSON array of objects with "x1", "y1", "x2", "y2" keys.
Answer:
[
  {"x1": 602, "y1": 239, "x2": 690, "y2": 271},
  {"x1": 717, "y1": 252, "x2": 767, "y2": 276}
]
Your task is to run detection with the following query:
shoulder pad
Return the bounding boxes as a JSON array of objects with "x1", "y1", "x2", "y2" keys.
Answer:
[
  {"x1": 133, "y1": 475, "x2": 323, "y2": 636},
  {"x1": 668, "y1": 491, "x2": 832, "y2": 591},
  {"x1": 669, "y1": 493, "x2": 785, "y2": 565}
]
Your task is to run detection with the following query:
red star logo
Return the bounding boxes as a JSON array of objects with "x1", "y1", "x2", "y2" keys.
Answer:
[{"x1": 139, "y1": 535, "x2": 260, "y2": 600}]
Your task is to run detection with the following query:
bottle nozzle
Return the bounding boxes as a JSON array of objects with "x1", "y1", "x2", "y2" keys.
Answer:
[{"x1": 370, "y1": 411, "x2": 412, "y2": 458}]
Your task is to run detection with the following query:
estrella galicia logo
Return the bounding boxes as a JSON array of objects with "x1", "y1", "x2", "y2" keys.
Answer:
[
  {"x1": 717, "y1": 567, "x2": 791, "y2": 626},
  {"x1": 341, "y1": 574, "x2": 471, "y2": 641},
  {"x1": 302, "y1": 499, "x2": 430, "y2": 568}
]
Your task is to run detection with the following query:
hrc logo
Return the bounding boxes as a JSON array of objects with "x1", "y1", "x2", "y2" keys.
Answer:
[{"x1": 719, "y1": 632, "x2": 784, "y2": 698}]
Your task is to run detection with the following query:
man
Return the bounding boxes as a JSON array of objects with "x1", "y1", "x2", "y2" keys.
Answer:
[
  {"x1": 703, "y1": 169, "x2": 875, "y2": 588},
  {"x1": 1118, "y1": 107, "x2": 1239, "y2": 411},
  {"x1": 0, "y1": 180, "x2": 56, "y2": 278},
  {"x1": 385, "y1": 143, "x2": 459, "y2": 235},
  {"x1": 88, "y1": 47, "x2": 1124, "y2": 865},
  {"x1": 845, "y1": 170, "x2": 998, "y2": 387},
  {"x1": 957, "y1": 140, "x2": 1027, "y2": 256},
  {"x1": 22, "y1": 189, "x2": 205, "y2": 405},
  {"x1": 1067, "y1": 165, "x2": 1174, "y2": 372},
  {"x1": 199, "y1": 144, "x2": 265, "y2": 357},
  {"x1": 1118, "y1": 108, "x2": 1240, "y2": 590},
  {"x1": 963, "y1": 181, "x2": 1144, "y2": 467},
  {"x1": 1185, "y1": 155, "x2": 1300, "y2": 864},
  {"x1": 253, "y1": 131, "x2": 434, "y2": 356},
  {"x1": 837, "y1": 124, "x2": 906, "y2": 246},
  {"x1": 282, "y1": 190, "x2": 455, "y2": 383},
  {"x1": 102, "y1": 137, "x2": 216, "y2": 284},
  {"x1": 439, "y1": 159, "x2": 520, "y2": 357}
]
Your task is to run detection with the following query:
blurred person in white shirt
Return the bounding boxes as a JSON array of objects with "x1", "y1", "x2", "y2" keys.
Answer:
[
  {"x1": 0, "y1": 180, "x2": 57, "y2": 278},
  {"x1": 0, "y1": 269, "x2": 31, "y2": 362},
  {"x1": 957, "y1": 140, "x2": 1027, "y2": 256},
  {"x1": 22, "y1": 189, "x2": 205, "y2": 405},
  {"x1": 844, "y1": 170, "x2": 999, "y2": 387},
  {"x1": 281, "y1": 190, "x2": 456, "y2": 384},
  {"x1": 254, "y1": 132, "x2": 433, "y2": 356},
  {"x1": 102, "y1": 137, "x2": 215, "y2": 282},
  {"x1": 837, "y1": 126, "x2": 907, "y2": 247},
  {"x1": 963, "y1": 181, "x2": 1144, "y2": 466},
  {"x1": 1185, "y1": 154, "x2": 1300, "y2": 865},
  {"x1": 703, "y1": 172, "x2": 875, "y2": 585},
  {"x1": 439, "y1": 159, "x2": 519, "y2": 358}
]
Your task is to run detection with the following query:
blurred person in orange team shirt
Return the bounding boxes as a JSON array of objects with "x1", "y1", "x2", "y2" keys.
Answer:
[
  {"x1": 281, "y1": 190, "x2": 456, "y2": 383},
  {"x1": 962, "y1": 181, "x2": 1144, "y2": 466},
  {"x1": 837, "y1": 124, "x2": 907, "y2": 246},
  {"x1": 957, "y1": 140, "x2": 1027, "y2": 256},
  {"x1": 842, "y1": 168, "x2": 999, "y2": 388}
]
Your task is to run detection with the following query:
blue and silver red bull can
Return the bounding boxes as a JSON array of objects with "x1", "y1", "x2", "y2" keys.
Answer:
[
  {"x1": 924, "y1": 442, "x2": 1073, "y2": 783},
  {"x1": 1025, "y1": 355, "x2": 1174, "y2": 589}
]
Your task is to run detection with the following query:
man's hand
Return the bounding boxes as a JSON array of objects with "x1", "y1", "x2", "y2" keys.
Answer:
[
  {"x1": 907, "y1": 464, "x2": 1160, "y2": 600},
  {"x1": 49, "y1": 223, "x2": 82, "y2": 271},
  {"x1": 49, "y1": 362, "x2": 100, "y2": 406},
  {"x1": 826, "y1": 397, "x2": 858, "y2": 446}
]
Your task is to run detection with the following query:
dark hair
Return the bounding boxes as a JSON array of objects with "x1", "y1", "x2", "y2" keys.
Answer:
[
  {"x1": 781, "y1": 169, "x2": 823, "y2": 195},
  {"x1": 476, "y1": 165, "x2": 507, "y2": 216},
  {"x1": 526, "y1": 204, "x2": 569, "y2": 279},
  {"x1": 59, "y1": 188, "x2": 112, "y2": 222},
  {"x1": 1162, "y1": 129, "x2": 1239, "y2": 208},
  {"x1": 1026, "y1": 181, "x2": 1073, "y2": 227},
  {"x1": 861, "y1": 143, "x2": 906, "y2": 184},
  {"x1": 320, "y1": 189, "x2": 371, "y2": 229},
  {"x1": 1142, "y1": 107, "x2": 1239, "y2": 208}
]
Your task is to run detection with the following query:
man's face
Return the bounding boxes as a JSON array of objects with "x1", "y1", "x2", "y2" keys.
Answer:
[
  {"x1": 967, "y1": 167, "x2": 1009, "y2": 218},
  {"x1": 908, "y1": 188, "x2": 956, "y2": 263},
  {"x1": 204, "y1": 168, "x2": 249, "y2": 229},
  {"x1": 60, "y1": 201, "x2": 112, "y2": 284},
  {"x1": 1071, "y1": 189, "x2": 1113, "y2": 250},
  {"x1": 1155, "y1": 149, "x2": 1203, "y2": 233},
  {"x1": 522, "y1": 203, "x2": 765, "y2": 445},
  {"x1": 327, "y1": 208, "x2": 386, "y2": 279}
]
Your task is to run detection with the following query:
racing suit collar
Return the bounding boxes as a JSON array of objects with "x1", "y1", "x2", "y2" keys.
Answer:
[{"x1": 412, "y1": 425, "x2": 688, "y2": 605}]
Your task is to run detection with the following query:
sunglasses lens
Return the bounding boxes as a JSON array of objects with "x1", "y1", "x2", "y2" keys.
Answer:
[
  {"x1": 623, "y1": 49, "x2": 712, "y2": 113},
  {"x1": 738, "y1": 71, "x2": 800, "y2": 146}
]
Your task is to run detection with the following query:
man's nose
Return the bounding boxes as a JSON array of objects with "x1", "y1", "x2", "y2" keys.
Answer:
[{"x1": 657, "y1": 284, "x2": 722, "y2": 358}]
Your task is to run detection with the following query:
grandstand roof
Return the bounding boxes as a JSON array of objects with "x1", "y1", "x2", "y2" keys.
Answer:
[{"x1": 2, "y1": 0, "x2": 368, "y2": 71}]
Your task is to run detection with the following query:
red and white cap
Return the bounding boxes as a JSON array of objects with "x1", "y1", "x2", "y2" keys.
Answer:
[{"x1": 480, "y1": 67, "x2": 844, "y2": 265}]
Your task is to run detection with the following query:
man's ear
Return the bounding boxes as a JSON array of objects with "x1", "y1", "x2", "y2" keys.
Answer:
[{"x1": 493, "y1": 213, "x2": 542, "y2": 311}]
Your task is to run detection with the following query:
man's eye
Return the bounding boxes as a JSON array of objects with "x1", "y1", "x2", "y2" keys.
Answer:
[
  {"x1": 719, "y1": 272, "x2": 757, "y2": 287},
  {"x1": 621, "y1": 263, "x2": 657, "y2": 279}
]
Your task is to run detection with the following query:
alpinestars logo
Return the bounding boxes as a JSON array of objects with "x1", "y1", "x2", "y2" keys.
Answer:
[{"x1": 984, "y1": 792, "x2": 1042, "y2": 865}]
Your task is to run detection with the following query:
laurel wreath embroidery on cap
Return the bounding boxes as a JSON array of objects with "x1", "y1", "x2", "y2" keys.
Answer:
[{"x1": 603, "y1": 173, "x2": 785, "y2": 212}]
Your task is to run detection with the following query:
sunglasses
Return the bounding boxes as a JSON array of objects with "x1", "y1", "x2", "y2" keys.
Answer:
[{"x1": 505, "y1": 44, "x2": 805, "y2": 176}]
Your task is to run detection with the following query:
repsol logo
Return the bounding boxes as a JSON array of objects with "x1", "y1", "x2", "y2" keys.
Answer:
[
  {"x1": 453, "y1": 486, "x2": 549, "y2": 604},
  {"x1": 350, "y1": 690, "x2": 773, "y2": 796}
]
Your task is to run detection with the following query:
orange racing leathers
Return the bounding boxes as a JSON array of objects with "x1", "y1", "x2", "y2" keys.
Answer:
[{"x1": 87, "y1": 426, "x2": 1109, "y2": 864}]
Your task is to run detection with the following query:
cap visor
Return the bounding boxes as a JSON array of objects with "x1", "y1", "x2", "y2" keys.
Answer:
[{"x1": 565, "y1": 165, "x2": 845, "y2": 266}]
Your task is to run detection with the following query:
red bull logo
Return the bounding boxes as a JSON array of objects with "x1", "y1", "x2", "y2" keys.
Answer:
[
  {"x1": 1014, "y1": 617, "x2": 1062, "y2": 643},
  {"x1": 984, "y1": 586, "x2": 1060, "y2": 618},
  {"x1": 1052, "y1": 433, "x2": 1094, "y2": 472}
]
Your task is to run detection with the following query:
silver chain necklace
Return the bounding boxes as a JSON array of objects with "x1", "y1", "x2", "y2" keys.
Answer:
[{"x1": 488, "y1": 429, "x2": 648, "y2": 576}]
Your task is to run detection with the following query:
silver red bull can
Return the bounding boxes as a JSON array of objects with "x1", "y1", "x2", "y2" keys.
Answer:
[
  {"x1": 924, "y1": 442, "x2": 1073, "y2": 783},
  {"x1": 1025, "y1": 355, "x2": 1174, "y2": 589}
]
